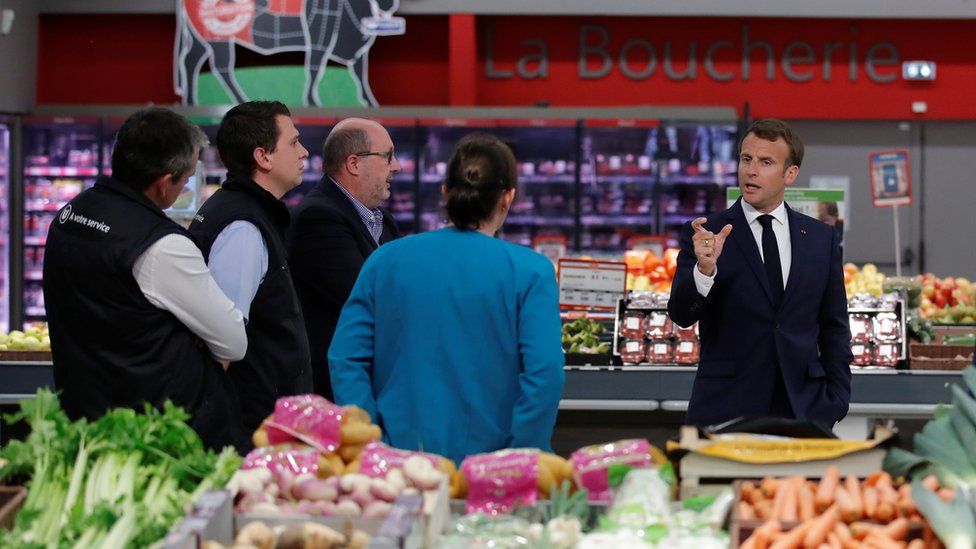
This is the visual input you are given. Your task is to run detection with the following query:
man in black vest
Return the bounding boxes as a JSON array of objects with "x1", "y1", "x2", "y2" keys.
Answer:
[
  {"x1": 286, "y1": 118, "x2": 401, "y2": 399},
  {"x1": 43, "y1": 108, "x2": 248, "y2": 450},
  {"x1": 189, "y1": 101, "x2": 313, "y2": 439}
]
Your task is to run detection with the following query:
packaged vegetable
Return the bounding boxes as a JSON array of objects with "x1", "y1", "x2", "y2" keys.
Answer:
[
  {"x1": 264, "y1": 394, "x2": 344, "y2": 452},
  {"x1": 620, "y1": 339, "x2": 646, "y2": 364},
  {"x1": 620, "y1": 311, "x2": 646, "y2": 339},
  {"x1": 462, "y1": 449, "x2": 540, "y2": 515},
  {"x1": 646, "y1": 341, "x2": 674, "y2": 364},
  {"x1": 643, "y1": 311, "x2": 673, "y2": 339},
  {"x1": 571, "y1": 439, "x2": 655, "y2": 502}
]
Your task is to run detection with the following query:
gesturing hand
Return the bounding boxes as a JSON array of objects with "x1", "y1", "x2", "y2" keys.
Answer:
[{"x1": 692, "y1": 217, "x2": 732, "y2": 277}]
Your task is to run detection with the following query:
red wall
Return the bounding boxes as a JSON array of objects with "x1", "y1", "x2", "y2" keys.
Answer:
[
  {"x1": 37, "y1": 14, "x2": 976, "y2": 119},
  {"x1": 37, "y1": 14, "x2": 449, "y2": 106}
]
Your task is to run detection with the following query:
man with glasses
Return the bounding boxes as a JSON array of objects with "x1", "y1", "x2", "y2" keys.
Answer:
[{"x1": 287, "y1": 118, "x2": 402, "y2": 399}]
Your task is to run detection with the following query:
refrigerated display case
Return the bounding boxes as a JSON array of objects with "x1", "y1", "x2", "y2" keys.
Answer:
[
  {"x1": 0, "y1": 121, "x2": 9, "y2": 332},
  {"x1": 418, "y1": 119, "x2": 497, "y2": 232},
  {"x1": 655, "y1": 123, "x2": 738, "y2": 246},
  {"x1": 580, "y1": 120, "x2": 660, "y2": 253},
  {"x1": 418, "y1": 119, "x2": 577, "y2": 246},
  {"x1": 493, "y1": 119, "x2": 578, "y2": 248},
  {"x1": 580, "y1": 120, "x2": 738, "y2": 252},
  {"x1": 21, "y1": 117, "x2": 101, "y2": 322}
]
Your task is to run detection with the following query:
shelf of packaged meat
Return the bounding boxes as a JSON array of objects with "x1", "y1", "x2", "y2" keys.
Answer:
[{"x1": 24, "y1": 166, "x2": 99, "y2": 177}]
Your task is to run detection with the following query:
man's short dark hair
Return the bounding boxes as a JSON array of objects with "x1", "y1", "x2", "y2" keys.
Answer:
[
  {"x1": 322, "y1": 126, "x2": 371, "y2": 176},
  {"x1": 111, "y1": 107, "x2": 207, "y2": 191},
  {"x1": 742, "y1": 118, "x2": 804, "y2": 169},
  {"x1": 216, "y1": 101, "x2": 291, "y2": 176}
]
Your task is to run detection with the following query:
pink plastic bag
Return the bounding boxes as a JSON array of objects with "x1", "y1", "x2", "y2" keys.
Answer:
[
  {"x1": 571, "y1": 439, "x2": 652, "y2": 502},
  {"x1": 358, "y1": 441, "x2": 440, "y2": 478},
  {"x1": 264, "y1": 394, "x2": 343, "y2": 452},
  {"x1": 461, "y1": 449, "x2": 539, "y2": 515},
  {"x1": 241, "y1": 444, "x2": 321, "y2": 483}
]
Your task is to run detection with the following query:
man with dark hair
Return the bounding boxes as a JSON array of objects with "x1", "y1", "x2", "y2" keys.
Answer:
[
  {"x1": 668, "y1": 118, "x2": 852, "y2": 431},
  {"x1": 43, "y1": 107, "x2": 247, "y2": 450},
  {"x1": 189, "y1": 101, "x2": 313, "y2": 437},
  {"x1": 286, "y1": 118, "x2": 401, "y2": 399}
]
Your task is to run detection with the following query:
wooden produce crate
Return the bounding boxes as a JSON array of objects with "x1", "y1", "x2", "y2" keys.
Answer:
[
  {"x1": 0, "y1": 350, "x2": 52, "y2": 362},
  {"x1": 0, "y1": 486, "x2": 27, "y2": 530},
  {"x1": 909, "y1": 343, "x2": 972, "y2": 371}
]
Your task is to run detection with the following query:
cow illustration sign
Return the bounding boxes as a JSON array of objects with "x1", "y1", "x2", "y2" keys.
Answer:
[{"x1": 174, "y1": 0, "x2": 404, "y2": 107}]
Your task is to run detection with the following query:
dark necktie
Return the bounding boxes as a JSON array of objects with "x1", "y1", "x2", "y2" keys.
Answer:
[{"x1": 758, "y1": 214, "x2": 784, "y2": 305}]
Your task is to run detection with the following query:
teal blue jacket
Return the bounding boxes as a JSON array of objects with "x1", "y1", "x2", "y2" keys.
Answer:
[{"x1": 328, "y1": 227, "x2": 565, "y2": 464}]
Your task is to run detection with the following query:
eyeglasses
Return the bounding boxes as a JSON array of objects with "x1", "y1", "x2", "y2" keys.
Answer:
[{"x1": 354, "y1": 150, "x2": 396, "y2": 165}]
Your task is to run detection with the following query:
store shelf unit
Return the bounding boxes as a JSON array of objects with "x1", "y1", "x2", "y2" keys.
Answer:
[
  {"x1": 21, "y1": 116, "x2": 102, "y2": 323},
  {"x1": 0, "y1": 121, "x2": 9, "y2": 333},
  {"x1": 3, "y1": 106, "x2": 738, "y2": 329}
]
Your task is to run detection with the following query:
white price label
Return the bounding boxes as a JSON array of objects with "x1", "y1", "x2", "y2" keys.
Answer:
[
  {"x1": 558, "y1": 259, "x2": 627, "y2": 310},
  {"x1": 679, "y1": 341, "x2": 694, "y2": 353},
  {"x1": 626, "y1": 341, "x2": 641, "y2": 353},
  {"x1": 626, "y1": 317, "x2": 640, "y2": 330}
]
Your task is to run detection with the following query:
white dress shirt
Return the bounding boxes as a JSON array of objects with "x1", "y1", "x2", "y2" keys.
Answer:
[
  {"x1": 694, "y1": 200, "x2": 792, "y2": 297},
  {"x1": 132, "y1": 234, "x2": 248, "y2": 361}
]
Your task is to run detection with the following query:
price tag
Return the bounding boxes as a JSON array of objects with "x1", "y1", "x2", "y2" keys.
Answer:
[
  {"x1": 558, "y1": 259, "x2": 627, "y2": 310},
  {"x1": 533, "y1": 235, "x2": 568, "y2": 266}
]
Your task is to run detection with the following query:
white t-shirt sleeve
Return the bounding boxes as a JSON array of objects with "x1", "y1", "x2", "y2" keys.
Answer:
[
  {"x1": 132, "y1": 234, "x2": 247, "y2": 362},
  {"x1": 693, "y1": 264, "x2": 717, "y2": 297}
]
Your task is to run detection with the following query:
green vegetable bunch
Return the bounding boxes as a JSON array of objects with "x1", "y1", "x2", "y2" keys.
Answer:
[
  {"x1": 883, "y1": 367, "x2": 976, "y2": 549},
  {"x1": 561, "y1": 318, "x2": 609, "y2": 354},
  {"x1": 0, "y1": 389, "x2": 241, "y2": 548}
]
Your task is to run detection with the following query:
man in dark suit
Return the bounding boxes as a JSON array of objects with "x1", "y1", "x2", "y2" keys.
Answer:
[
  {"x1": 668, "y1": 119, "x2": 852, "y2": 431},
  {"x1": 287, "y1": 118, "x2": 401, "y2": 399}
]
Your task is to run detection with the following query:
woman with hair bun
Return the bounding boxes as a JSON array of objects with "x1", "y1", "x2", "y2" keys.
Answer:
[{"x1": 328, "y1": 134, "x2": 565, "y2": 464}]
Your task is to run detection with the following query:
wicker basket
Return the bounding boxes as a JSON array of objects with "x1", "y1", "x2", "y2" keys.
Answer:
[
  {"x1": 0, "y1": 350, "x2": 52, "y2": 362},
  {"x1": 909, "y1": 343, "x2": 973, "y2": 371}
]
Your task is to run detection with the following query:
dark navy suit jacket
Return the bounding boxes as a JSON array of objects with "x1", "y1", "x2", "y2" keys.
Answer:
[{"x1": 667, "y1": 198, "x2": 853, "y2": 429}]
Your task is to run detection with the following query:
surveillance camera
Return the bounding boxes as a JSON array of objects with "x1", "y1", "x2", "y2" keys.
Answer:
[{"x1": 1, "y1": 9, "x2": 14, "y2": 36}]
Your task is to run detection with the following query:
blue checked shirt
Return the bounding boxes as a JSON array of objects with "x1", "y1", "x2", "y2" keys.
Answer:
[{"x1": 331, "y1": 177, "x2": 383, "y2": 244}]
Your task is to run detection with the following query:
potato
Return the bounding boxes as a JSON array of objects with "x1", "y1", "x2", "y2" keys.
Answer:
[
  {"x1": 340, "y1": 422, "x2": 381, "y2": 445},
  {"x1": 345, "y1": 457, "x2": 362, "y2": 474},
  {"x1": 251, "y1": 426, "x2": 269, "y2": 448},
  {"x1": 537, "y1": 459, "x2": 557, "y2": 498},
  {"x1": 342, "y1": 405, "x2": 372, "y2": 424},
  {"x1": 316, "y1": 452, "x2": 345, "y2": 478},
  {"x1": 338, "y1": 443, "x2": 366, "y2": 463},
  {"x1": 453, "y1": 470, "x2": 468, "y2": 499}
]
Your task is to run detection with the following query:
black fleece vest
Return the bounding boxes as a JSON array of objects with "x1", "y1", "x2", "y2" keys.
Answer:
[
  {"x1": 43, "y1": 176, "x2": 245, "y2": 450},
  {"x1": 189, "y1": 173, "x2": 313, "y2": 436}
]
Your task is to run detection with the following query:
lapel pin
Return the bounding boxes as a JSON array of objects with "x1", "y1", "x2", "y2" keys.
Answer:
[{"x1": 800, "y1": 229, "x2": 807, "y2": 235}]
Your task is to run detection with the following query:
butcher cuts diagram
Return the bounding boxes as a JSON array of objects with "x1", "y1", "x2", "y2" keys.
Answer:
[{"x1": 174, "y1": 0, "x2": 404, "y2": 106}]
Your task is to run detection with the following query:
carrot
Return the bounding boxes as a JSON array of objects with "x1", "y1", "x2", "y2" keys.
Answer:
[
  {"x1": 937, "y1": 487, "x2": 955, "y2": 502},
  {"x1": 876, "y1": 476, "x2": 899, "y2": 503},
  {"x1": 769, "y1": 520, "x2": 814, "y2": 549},
  {"x1": 816, "y1": 467, "x2": 841, "y2": 512},
  {"x1": 762, "y1": 476, "x2": 780, "y2": 498},
  {"x1": 845, "y1": 476, "x2": 864, "y2": 517},
  {"x1": 897, "y1": 485, "x2": 916, "y2": 516},
  {"x1": 874, "y1": 502, "x2": 897, "y2": 523},
  {"x1": 817, "y1": 544, "x2": 831, "y2": 549},
  {"x1": 880, "y1": 518, "x2": 909, "y2": 541},
  {"x1": 804, "y1": 505, "x2": 841, "y2": 548},
  {"x1": 740, "y1": 501, "x2": 758, "y2": 520},
  {"x1": 921, "y1": 475, "x2": 939, "y2": 492},
  {"x1": 863, "y1": 471, "x2": 884, "y2": 487},
  {"x1": 755, "y1": 498, "x2": 774, "y2": 520},
  {"x1": 743, "y1": 481, "x2": 760, "y2": 504},
  {"x1": 798, "y1": 482, "x2": 816, "y2": 521},
  {"x1": 834, "y1": 522, "x2": 854, "y2": 545},
  {"x1": 906, "y1": 540, "x2": 924, "y2": 549},
  {"x1": 850, "y1": 522, "x2": 880, "y2": 541},
  {"x1": 754, "y1": 520, "x2": 784, "y2": 549},
  {"x1": 772, "y1": 480, "x2": 790, "y2": 520},
  {"x1": 827, "y1": 532, "x2": 844, "y2": 549},
  {"x1": 863, "y1": 531, "x2": 905, "y2": 549},
  {"x1": 781, "y1": 481, "x2": 798, "y2": 522},
  {"x1": 862, "y1": 486, "x2": 879, "y2": 520},
  {"x1": 835, "y1": 486, "x2": 861, "y2": 523},
  {"x1": 740, "y1": 534, "x2": 758, "y2": 549}
]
